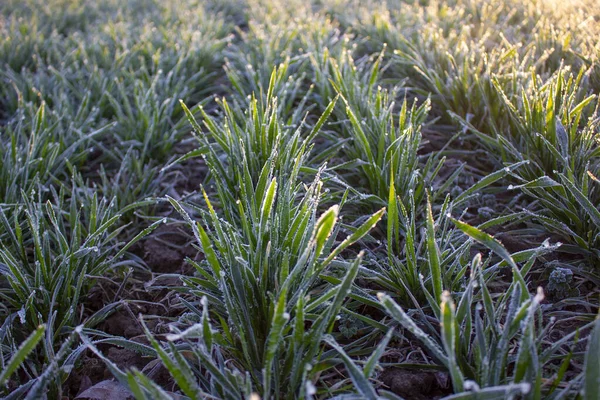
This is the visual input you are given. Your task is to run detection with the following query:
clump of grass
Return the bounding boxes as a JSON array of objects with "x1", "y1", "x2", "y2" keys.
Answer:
[
  {"x1": 309, "y1": 47, "x2": 451, "y2": 217},
  {"x1": 0, "y1": 186, "x2": 161, "y2": 397},
  {"x1": 372, "y1": 159, "x2": 527, "y2": 313},
  {"x1": 176, "y1": 68, "x2": 338, "y2": 222},
  {"x1": 456, "y1": 67, "x2": 600, "y2": 261},
  {"x1": 0, "y1": 102, "x2": 110, "y2": 219},
  {"x1": 79, "y1": 141, "x2": 385, "y2": 399},
  {"x1": 144, "y1": 72, "x2": 383, "y2": 395},
  {"x1": 377, "y1": 217, "x2": 584, "y2": 399},
  {"x1": 161, "y1": 184, "x2": 382, "y2": 397}
]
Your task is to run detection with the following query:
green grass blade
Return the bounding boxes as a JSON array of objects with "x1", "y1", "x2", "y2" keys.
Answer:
[
  {"x1": 323, "y1": 335, "x2": 378, "y2": 399},
  {"x1": 584, "y1": 314, "x2": 600, "y2": 399},
  {"x1": 0, "y1": 325, "x2": 45, "y2": 386}
]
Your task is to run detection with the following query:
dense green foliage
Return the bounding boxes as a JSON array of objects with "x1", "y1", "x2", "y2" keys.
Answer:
[{"x1": 1, "y1": 0, "x2": 599, "y2": 399}]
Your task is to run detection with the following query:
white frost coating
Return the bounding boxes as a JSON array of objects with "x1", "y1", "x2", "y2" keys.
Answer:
[
  {"x1": 463, "y1": 380, "x2": 480, "y2": 391},
  {"x1": 18, "y1": 307, "x2": 26, "y2": 324},
  {"x1": 306, "y1": 381, "x2": 317, "y2": 396},
  {"x1": 534, "y1": 287, "x2": 545, "y2": 302}
]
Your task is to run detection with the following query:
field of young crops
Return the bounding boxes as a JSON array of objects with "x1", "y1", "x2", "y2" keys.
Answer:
[{"x1": 1, "y1": 0, "x2": 599, "y2": 398}]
